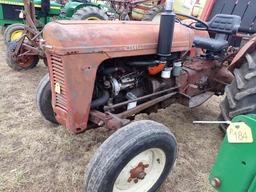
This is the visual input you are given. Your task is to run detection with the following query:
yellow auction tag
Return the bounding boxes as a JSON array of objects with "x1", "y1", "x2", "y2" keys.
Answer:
[
  {"x1": 54, "y1": 82, "x2": 61, "y2": 94},
  {"x1": 227, "y1": 122, "x2": 253, "y2": 143}
]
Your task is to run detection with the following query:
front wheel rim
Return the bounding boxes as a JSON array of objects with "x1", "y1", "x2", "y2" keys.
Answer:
[
  {"x1": 113, "y1": 148, "x2": 166, "y2": 192},
  {"x1": 10, "y1": 30, "x2": 24, "y2": 41}
]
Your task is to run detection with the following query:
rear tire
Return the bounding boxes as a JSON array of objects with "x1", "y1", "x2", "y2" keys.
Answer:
[
  {"x1": 143, "y1": 5, "x2": 164, "y2": 22},
  {"x1": 85, "y1": 120, "x2": 177, "y2": 192},
  {"x1": 3, "y1": 23, "x2": 25, "y2": 44},
  {"x1": 36, "y1": 74, "x2": 58, "y2": 124},
  {"x1": 220, "y1": 51, "x2": 256, "y2": 131},
  {"x1": 6, "y1": 41, "x2": 39, "y2": 71},
  {"x1": 72, "y1": 6, "x2": 108, "y2": 20},
  {"x1": 1, "y1": 25, "x2": 7, "y2": 34}
]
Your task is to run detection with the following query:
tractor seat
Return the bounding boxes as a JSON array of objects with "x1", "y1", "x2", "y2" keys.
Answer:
[
  {"x1": 193, "y1": 14, "x2": 241, "y2": 52},
  {"x1": 193, "y1": 36, "x2": 229, "y2": 52}
]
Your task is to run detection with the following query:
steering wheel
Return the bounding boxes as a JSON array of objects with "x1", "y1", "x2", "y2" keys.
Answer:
[{"x1": 176, "y1": 13, "x2": 209, "y2": 30}]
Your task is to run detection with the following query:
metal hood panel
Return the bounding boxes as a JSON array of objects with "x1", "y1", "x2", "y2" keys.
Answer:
[{"x1": 43, "y1": 20, "x2": 194, "y2": 57}]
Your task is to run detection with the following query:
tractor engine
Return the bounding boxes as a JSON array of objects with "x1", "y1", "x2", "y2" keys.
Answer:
[{"x1": 92, "y1": 58, "x2": 177, "y2": 113}]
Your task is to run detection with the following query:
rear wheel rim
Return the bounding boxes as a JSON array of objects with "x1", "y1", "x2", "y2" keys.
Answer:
[
  {"x1": 113, "y1": 148, "x2": 166, "y2": 192},
  {"x1": 85, "y1": 16, "x2": 101, "y2": 20},
  {"x1": 17, "y1": 55, "x2": 36, "y2": 68},
  {"x1": 10, "y1": 30, "x2": 24, "y2": 41}
]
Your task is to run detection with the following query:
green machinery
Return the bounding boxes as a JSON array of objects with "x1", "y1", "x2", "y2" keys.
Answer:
[
  {"x1": 0, "y1": 0, "x2": 104, "y2": 29},
  {"x1": 4, "y1": 0, "x2": 108, "y2": 70},
  {"x1": 0, "y1": 0, "x2": 60, "y2": 28},
  {"x1": 209, "y1": 114, "x2": 256, "y2": 192}
]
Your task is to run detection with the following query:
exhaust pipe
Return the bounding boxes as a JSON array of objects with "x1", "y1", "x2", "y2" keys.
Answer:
[{"x1": 157, "y1": 0, "x2": 176, "y2": 62}]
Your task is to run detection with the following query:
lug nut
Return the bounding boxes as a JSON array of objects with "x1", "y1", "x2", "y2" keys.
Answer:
[{"x1": 137, "y1": 172, "x2": 146, "y2": 180}]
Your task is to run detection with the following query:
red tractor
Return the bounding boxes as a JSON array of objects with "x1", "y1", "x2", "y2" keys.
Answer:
[{"x1": 36, "y1": 0, "x2": 245, "y2": 190}]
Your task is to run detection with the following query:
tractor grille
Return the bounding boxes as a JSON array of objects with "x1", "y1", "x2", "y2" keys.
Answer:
[{"x1": 50, "y1": 55, "x2": 68, "y2": 112}]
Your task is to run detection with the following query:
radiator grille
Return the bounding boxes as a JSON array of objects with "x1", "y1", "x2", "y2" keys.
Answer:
[{"x1": 51, "y1": 55, "x2": 68, "y2": 112}]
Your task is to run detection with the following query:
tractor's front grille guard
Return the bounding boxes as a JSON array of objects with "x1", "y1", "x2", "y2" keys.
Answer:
[{"x1": 50, "y1": 54, "x2": 68, "y2": 112}]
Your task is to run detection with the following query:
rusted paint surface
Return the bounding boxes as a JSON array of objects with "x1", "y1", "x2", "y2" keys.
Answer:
[
  {"x1": 43, "y1": 21, "x2": 194, "y2": 133},
  {"x1": 128, "y1": 162, "x2": 149, "y2": 183},
  {"x1": 43, "y1": 20, "x2": 195, "y2": 55},
  {"x1": 44, "y1": 19, "x2": 235, "y2": 133},
  {"x1": 89, "y1": 92, "x2": 178, "y2": 130},
  {"x1": 229, "y1": 35, "x2": 256, "y2": 71},
  {"x1": 47, "y1": 53, "x2": 109, "y2": 133},
  {"x1": 177, "y1": 58, "x2": 233, "y2": 97},
  {"x1": 200, "y1": 0, "x2": 215, "y2": 21},
  {"x1": 9, "y1": 0, "x2": 44, "y2": 68}
]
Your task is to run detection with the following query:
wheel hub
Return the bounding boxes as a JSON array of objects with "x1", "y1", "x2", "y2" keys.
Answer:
[
  {"x1": 7, "y1": 41, "x2": 38, "y2": 69},
  {"x1": 128, "y1": 162, "x2": 149, "y2": 183},
  {"x1": 113, "y1": 148, "x2": 166, "y2": 192}
]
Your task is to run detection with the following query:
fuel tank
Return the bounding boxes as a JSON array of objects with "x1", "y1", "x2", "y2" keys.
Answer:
[{"x1": 42, "y1": 20, "x2": 195, "y2": 133}]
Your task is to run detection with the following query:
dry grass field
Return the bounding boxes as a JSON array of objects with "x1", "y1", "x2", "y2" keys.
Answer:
[{"x1": 0, "y1": 34, "x2": 223, "y2": 192}]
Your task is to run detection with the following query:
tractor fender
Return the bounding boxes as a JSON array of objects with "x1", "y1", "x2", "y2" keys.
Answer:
[
  {"x1": 63, "y1": 2, "x2": 99, "y2": 17},
  {"x1": 228, "y1": 35, "x2": 256, "y2": 71}
]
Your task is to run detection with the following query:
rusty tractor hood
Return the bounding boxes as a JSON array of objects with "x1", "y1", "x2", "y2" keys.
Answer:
[{"x1": 43, "y1": 20, "x2": 195, "y2": 57}]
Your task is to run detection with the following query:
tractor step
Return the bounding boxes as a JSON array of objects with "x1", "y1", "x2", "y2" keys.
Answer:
[{"x1": 189, "y1": 91, "x2": 214, "y2": 108}]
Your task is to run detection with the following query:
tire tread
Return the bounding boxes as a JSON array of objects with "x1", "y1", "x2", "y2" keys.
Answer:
[
  {"x1": 36, "y1": 74, "x2": 58, "y2": 124},
  {"x1": 71, "y1": 6, "x2": 108, "y2": 20},
  {"x1": 220, "y1": 51, "x2": 256, "y2": 129},
  {"x1": 85, "y1": 120, "x2": 176, "y2": 192},
  {"x1": 142, "y1": 5, "x2": 164, "y2": 21}
]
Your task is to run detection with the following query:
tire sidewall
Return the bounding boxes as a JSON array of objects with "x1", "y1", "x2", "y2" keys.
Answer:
[
  {"x1": 37, "y1": 74, "x2": 58, "y2": 124},
  {"x1": 1, "y1": 25, "x2": 7, "y2": 34},
  {"x1": 72, "y1": 7, "x2": 108, "y2": 20},
  {"x1": 4, "y1": 24, "x2": 25, "y2": 44},
  {"x1": 6, "y1": 41, "x2": 39, "y2": 71}
]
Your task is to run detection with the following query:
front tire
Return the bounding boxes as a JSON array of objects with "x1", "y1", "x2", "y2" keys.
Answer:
[
  {"x1": 36, "y1": 74, "x2": 58, "y2": 124},
  {"x1": 1, "y1": 25, "x2": 7, "y2": 34},
  {"x1": 72, "y1": 6, "x2": 108, "y2": 20},
  {"x1": 85, "y1": 120, "x2": 177, "y2": 192},
  {"x1": 220, "y1": 51, "x2": 256, "y2": 131},
  {"x1": 3, "y1": 23, "x2": 25, "y2": 44}
]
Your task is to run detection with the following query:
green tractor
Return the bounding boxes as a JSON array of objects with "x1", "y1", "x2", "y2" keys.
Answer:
[
  {"x1": 1, "y1": 0, "x2": 107, "y2": 43},
  {"x1": 5, "y1": 0, "x2": 107, "y2": 70}
]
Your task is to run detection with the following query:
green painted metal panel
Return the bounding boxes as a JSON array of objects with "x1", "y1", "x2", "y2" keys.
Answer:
[
  {"x1": 63, "y1": 1, "x2": 99, "y2": 17},
  {"x1": 63, "y1": 1, "x2": 83, "y2": 17},
  {"x1": 0, "y1": 4, "x2": 3, "y2": 20},
  {"x1": 248, "y1": 176, "x2": 256, "y2": 192},
  {"x1": 0, "y1": 0, "x2": 61, "y2": 26},
  {"x1": 209, "y1": 114, "x2": 256, "y2": 192},
  {"x1": 0, "y1": 0, "x2": 102, "y2": 27}
]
